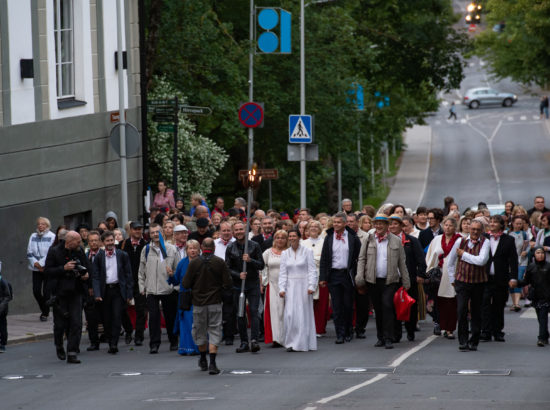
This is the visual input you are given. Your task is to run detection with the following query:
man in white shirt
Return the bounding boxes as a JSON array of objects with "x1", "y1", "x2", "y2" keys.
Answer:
[
  {"x1": 319, "y1": 212, "x2": 361, "y2": 344},
  {"x1": 214, "y1": 222, "x2": 235, "y2": 259},
  {"x1": 91, "y1": 231, "x2": 133, "y2": 354},
  {"x1": 446, "y1": 219, "x2": 490, "y2": 351}
]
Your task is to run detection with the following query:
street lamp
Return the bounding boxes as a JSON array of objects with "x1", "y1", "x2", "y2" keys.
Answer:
[{"x1": 237, "y1": 165, "x2": 262, "y2": 318}]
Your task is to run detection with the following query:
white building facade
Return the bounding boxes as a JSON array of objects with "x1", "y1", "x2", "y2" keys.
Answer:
[{"x1": 0, "y1": 0, "x2": 142, "y2": 313}]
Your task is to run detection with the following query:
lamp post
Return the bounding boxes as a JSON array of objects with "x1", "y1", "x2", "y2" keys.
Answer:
[{"x1": 238, "y1": 165, "x2": 262, "y2": 318}]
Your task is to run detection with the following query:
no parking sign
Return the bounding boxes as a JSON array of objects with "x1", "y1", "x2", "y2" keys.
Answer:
[{"x1": 239, "y1": 102, "x2": 264, "y2": 128}]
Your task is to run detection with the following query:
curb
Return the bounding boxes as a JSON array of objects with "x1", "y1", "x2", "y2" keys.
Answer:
[{"x1": 7, "y1": 332, "x2": 54, "y2": 346}]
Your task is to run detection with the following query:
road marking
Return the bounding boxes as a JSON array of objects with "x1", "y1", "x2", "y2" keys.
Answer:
[
  {"x1": 303, "y1": 407, "x2": 317, "y2": 410},
  {"x1": 520, "y1": 115, "x2": 527, "y2": 120},
  {"x1": 455, "y1": 99, "x2": 461, "y2": 105},
  {"x1": 533, "y1": 115, "x2": 540, "y2": 120},
  {"x1": 467, "y1": 121, "x2": 503, "y2": 203},
  {"x1": 316, "y1": 335, "x2": 438, "y2": 405},
  {"x1": 416, "y1": 126, "x2": 432, "y2": 210},
  {"x1": 435, "y1": 120, "x2": 441, "y2": 125},
  {"x1": 389, "y1": 335, "x2": 438, "y2": 367},
  {"x1": 460, "y1": 118, "x2": 467, "y2": 124},
  {"x1": 442, "y1": 101, "x2": 449, "y2": 106},
  {"x1": 508, "y1": 116, "x2": 514, "y2": 121}
]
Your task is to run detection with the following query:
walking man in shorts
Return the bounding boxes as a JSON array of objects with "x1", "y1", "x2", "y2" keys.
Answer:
[{"x1": 183, "y1": 238, "x2": 233, "y2": 374}]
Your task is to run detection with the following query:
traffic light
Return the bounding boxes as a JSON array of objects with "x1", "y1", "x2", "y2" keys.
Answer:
[{"x1": 465, "y1": 2, "x2": 482, "y2": 24}]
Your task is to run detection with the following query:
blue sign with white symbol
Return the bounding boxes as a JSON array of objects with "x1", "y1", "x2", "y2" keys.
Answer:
[
  {"x1": 257, "y1": 8, "x2": 291, "y2": 53},
  {"x1": 289, "y1": 115, "x2": 312, "y2": 143},
  {"x1": 239, "y1": 102, "x2": 264, "y2": 128}
]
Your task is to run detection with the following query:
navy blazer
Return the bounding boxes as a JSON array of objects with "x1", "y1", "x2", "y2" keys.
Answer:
[{"x1": 92, "y1": 249, "x2": 133, "y2": 301}]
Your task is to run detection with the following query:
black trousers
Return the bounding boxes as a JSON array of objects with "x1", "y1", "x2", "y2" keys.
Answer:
[
  {"x1": 455, "y1": 281, "x2": 485, "y2": 346},
  {"x1": 536, "y1": 305, "x2": 549, "y2": 341},
  {"x1": 102, "y1": 285, "x2": 125, "y2": 346},
  {"x1": 147, "y1": 292, "x2": 178, "y2": 348},
  {"x1": 83, "y1": 296, "x2": 102, "y2": 345},
  {"x1": 222, "y1": 289, "x2": 235, "y2": 341},
  {"x1": 425, "y1": 283, "x2": 440, "y2": 324},
  {"x1": 32, "y1": 271, "x2": 50, "y2": 316},
  {"x1": 131, "y1": 293, "x2": 147, "y2": 340},
  {"x1": 355, "y1": 290, "x2": 370, "y2": 333},
  {"x1": 53, "y1": 293, "x2": 82, "y2": 354},
  {"x1": 394, "y1": 282, "x2": 419, "y2": 340},
  {"x1": 368, "y1": 279, "x2": 400, "y2": 342},
  {"x1": 481, "y1": 278, "x2": 508, "y2": 338},
  {"x1": 233, "y1": 285, "x2": 261, "y2": 343},
  {"x1": 328, "y1": 269, "x2": 355, "y2": 339},
  {"x1": 0, "y1": 309, "x2": 7, "y2": 346}
]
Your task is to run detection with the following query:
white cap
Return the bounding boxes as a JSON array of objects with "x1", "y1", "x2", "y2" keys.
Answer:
[{"x1": 174, "y1": 225, "x2": 188, "y2": 232}]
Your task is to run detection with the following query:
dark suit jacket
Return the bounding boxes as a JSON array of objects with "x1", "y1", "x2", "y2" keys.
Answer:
[
  {"x1": 419, "y1": 227, "x2": 443, "y2": 251},
  {"x1": 319, "y1": 226, "x2": 361, "y2": 284},
  {"x1": 485, "y1": 233, "x2": 518, "y2": 285},
  {"x1": 251, "y1": 234, "x2": 274, "y2": 252},
  {"x1": 403, "y1": 234, "x2": 427, "y2": 284},
  {"x1": 92, "y1": 249, "x2": 133, "y2": 301},
  {"x1": 118, "y1": 238, "x2": 147, "y2": 292}
]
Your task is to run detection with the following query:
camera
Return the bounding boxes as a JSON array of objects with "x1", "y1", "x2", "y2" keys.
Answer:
[{"x1": 70, "y1": 258, "x2": 88, "y2": 278}]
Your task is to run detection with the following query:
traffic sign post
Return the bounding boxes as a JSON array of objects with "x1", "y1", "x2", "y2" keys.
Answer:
[
  {"x1": 289, "y1": 115, "x2": 312, "y2": 143},
  {"x1": 239, "y1": 102, "x2": 264, "y2": 128}
]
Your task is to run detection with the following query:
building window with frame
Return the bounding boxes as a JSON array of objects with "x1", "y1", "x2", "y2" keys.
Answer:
[{"x1": 54, "y1": 0, "x2": 74, "y2": 99}]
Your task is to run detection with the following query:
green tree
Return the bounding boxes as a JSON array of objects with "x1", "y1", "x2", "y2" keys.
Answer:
[
  {"x1": 147, "y1": 78, "x2": 228, "y2": 202},
  {"x1": 475, "y1": 0, "x2": 550, "y2": 86}
]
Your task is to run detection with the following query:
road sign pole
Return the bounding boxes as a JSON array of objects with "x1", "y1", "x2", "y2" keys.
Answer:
[
  {"x1": 248, "y1": 0, "x2": 255, "y2": 169},
  {"x1": 116, "y1": 0, "x2": 128, "y2": 225},
  {"x1": 337, "y1": 156, "x2": 342, "y2": 212},
  {"x1": 172, "y1": 96, "x2": 179, "y2": 199},
  {"x1": 299, "y1": 0, "x2": 306, "y2": 208},
  {"x1": 268, "y1": 180, "x2": 272, "y2": 209}
]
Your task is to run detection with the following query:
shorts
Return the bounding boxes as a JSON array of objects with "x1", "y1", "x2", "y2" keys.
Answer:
[{"x1": 192, "y1": 303, "x2": 222, "y2": 346}]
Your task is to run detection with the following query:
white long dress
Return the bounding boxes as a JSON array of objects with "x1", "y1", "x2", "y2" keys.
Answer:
[
  {"x1": 279, "y1": 245, "x2": 318, "y2": 351},
  {"x1": 301, "y1": 236, "x2": 323, "y2": 299},
  {"x1": 261, "y1": 248, "x2": 285, "y2": 345}
]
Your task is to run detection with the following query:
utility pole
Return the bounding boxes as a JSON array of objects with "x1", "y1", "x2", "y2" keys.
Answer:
[
  {"x1": 248, "y1": 0, "x2": 255, "y2": 169},
  {"x1": 116, "y1": 0, "x2": 128, "y2": 224},
  {"x1": 299, "y1": 0, "x2": 306, "y2": 208}
]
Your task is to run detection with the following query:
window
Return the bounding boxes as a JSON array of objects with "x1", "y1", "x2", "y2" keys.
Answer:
[{"x1": 54, "y1": 0, "x2": 74, "y2": 99}]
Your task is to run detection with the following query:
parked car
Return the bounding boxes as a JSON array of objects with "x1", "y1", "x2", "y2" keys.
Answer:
[
  {"x1": 468, "y1": 204, "x2": 505, "y2": 216},
  {"x1": 463, "y1": 87, "x2": 518, "y2": 109}
]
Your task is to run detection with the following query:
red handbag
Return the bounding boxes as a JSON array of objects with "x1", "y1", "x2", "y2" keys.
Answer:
[{"x1": 394, "y1": 286, "x2": 416, "y2": 322}]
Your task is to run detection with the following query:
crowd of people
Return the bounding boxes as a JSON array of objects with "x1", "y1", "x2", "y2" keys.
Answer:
[{"x1": 3, "y1": 184, "x2": 548, "y2": 374}]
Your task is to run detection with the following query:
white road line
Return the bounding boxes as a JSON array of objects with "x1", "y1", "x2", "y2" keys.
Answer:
[
  {"x1": 467, "y1": 121, "x2": 503, "y2": 203},
  {"x1": 303, "y1": 407, "x2": 317, "y2": 410},
  {"x1": 415, "y1": 126, "x2": 432, "y2": 210},
  {"x1": 460, "y1": 118, "x2": 467, "y2": 124},
  {"x1": 435, "y1": 120, "x2": 441, "y2": 125},
  {"x1": 533, "y1": 115, "x2": 540, "y2": 120},
  {"x1": 316, "y1": 374, "x2": 388, "y2": 404},
  {"x1": 508, "y1": 116, "x2": 514, "y2": 121},
  {"x1": 520, "y1": 115, "x2": 527, "y2": 120},
  {"x1": 389, "y1": 335, "x2": 438, "y2": 367},
  {"x1": 442, "y1": 101, "x2": 449, "y2": 106},
  {"x1": 316, "y1": 335, "x2": 438, "y2": 405}
]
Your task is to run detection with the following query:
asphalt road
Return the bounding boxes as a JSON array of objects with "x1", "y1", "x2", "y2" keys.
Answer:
[
  {"x1": 420, "y1": 56, "x2": 550, "y2": 209},
  {"x1": 1, "y1": 308, "x2": 549, "y2": 410}
]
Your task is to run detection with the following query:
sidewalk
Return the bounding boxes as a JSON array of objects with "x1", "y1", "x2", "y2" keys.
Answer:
[
  {"x1": 385, "y1": 125, "x2": 432, "y2": 209},
  {"x1": 6, "y1": 313, "x2": 54, "y2": 345}
]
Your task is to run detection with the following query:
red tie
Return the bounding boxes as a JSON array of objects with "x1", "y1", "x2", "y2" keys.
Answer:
[
  {"x1": 222, "y1": 239, "x2": 230, "y2": 246},
  {"x1": 106, "y1": 249, "x2": 114, "y2": 257},
  {"x1": 335, "y1": 232, "x2": 345, "y2": 243},
  {"x1": 490, "y1": 232, "x2": 503, "y2": 239},
  {"x1": 131, "y1": 239, "x2": 140, "y2": 246}
]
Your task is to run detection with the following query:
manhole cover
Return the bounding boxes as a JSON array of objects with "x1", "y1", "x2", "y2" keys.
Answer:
[
  {"x1": 448, "y1": 369, "x2": 511, "y2": 376},
  {"x1": 110, "y1": 371, "x2": 173, "y2": 377},
  {"x1": 334, "y1": 367, "x2": 395, "y2": 374}
]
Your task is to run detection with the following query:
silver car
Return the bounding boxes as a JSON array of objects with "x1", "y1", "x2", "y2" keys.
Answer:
[{"x1": 463, "y1": 87, "x2": 518, "y2": 109}]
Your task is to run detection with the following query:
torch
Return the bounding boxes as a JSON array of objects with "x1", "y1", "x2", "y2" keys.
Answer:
[{"x1": 238, "y1": 164, "x2": 262, "y2": 317}]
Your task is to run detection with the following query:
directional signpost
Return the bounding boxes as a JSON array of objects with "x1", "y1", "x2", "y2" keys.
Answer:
[{"x1": 147, "y1": 97, "x2": 213, "y2": 199}]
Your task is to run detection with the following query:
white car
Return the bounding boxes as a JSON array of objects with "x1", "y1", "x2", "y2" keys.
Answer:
[{"x1": 463, "y1": 87, "x2": 518, "y2": 109}]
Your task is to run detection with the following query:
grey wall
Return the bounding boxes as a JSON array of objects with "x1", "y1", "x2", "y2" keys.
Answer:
[{"x1": 0, "y1": 107, "x2": 143, "y2": 313}]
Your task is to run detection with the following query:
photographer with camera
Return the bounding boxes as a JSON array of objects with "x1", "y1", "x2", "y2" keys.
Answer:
[{"x1": 44, "y1": 231, "x2": 90, "y2": 364}]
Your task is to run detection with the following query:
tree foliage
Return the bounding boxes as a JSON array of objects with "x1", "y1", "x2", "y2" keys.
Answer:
[
  {"x1": 144, "y1": 0, "x2": 469, "y2": 213},
  {"x1": 475, "y1": 0, "x2": 550, "y2": 87},
  {"x1": 147, "y1": 78, "x2": 228, "y2": 200}
]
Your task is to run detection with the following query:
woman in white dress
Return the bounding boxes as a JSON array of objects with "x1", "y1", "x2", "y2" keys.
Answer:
[
  {"x1": 279, "y1": 229, "x2": 318, "y2": 352},
  {"x1": 261, "y1": 230, "x2": 288, "y2": 347},
  {"x1": 301, "y1": 220, "x2": 328, "y2": 336}
]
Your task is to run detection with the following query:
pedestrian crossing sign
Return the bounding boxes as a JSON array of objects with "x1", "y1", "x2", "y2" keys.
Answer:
[{"x1": 289, "y1": 115, "x2": 312, "y2": 143}]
